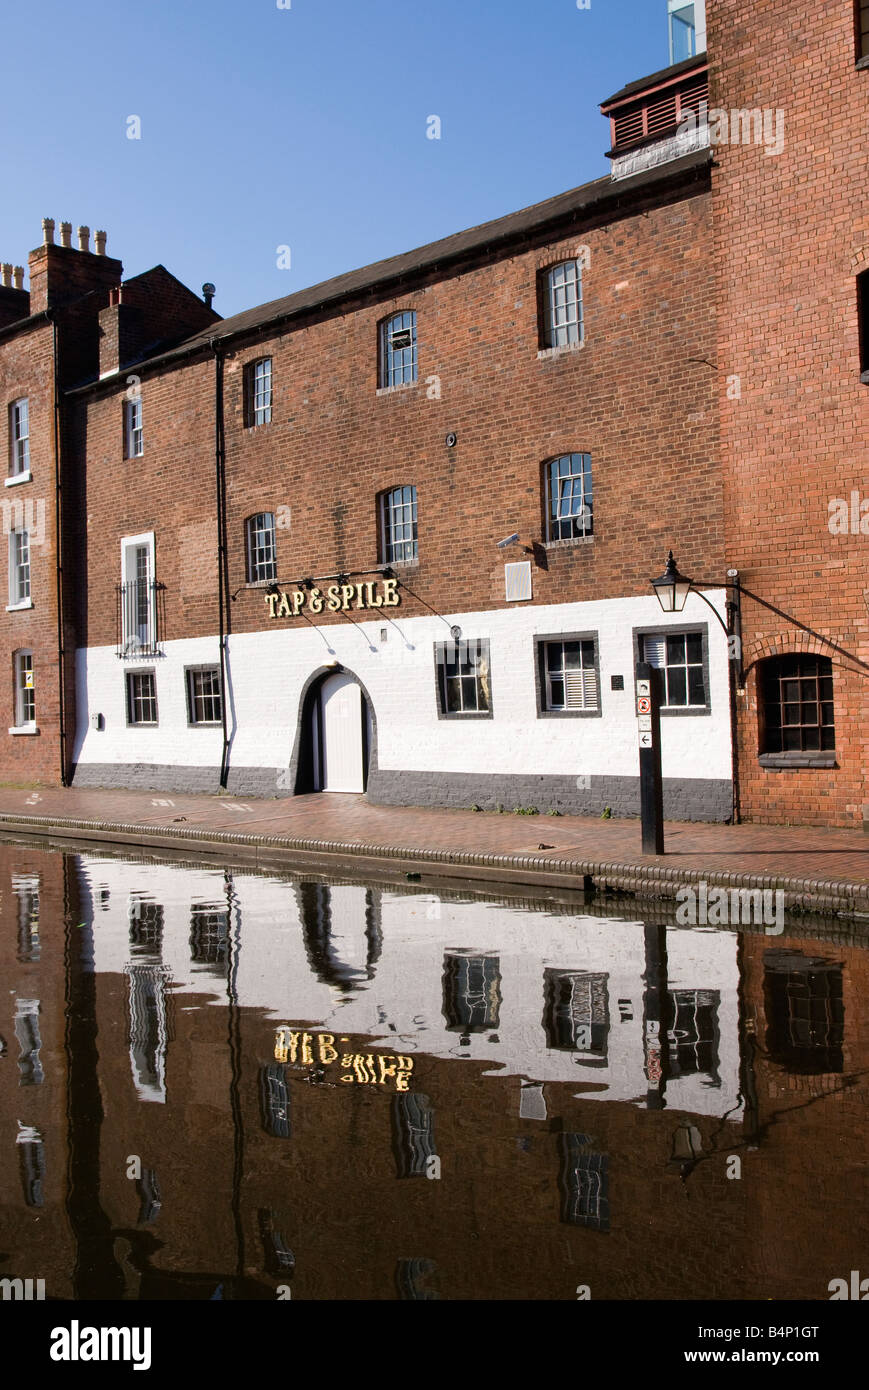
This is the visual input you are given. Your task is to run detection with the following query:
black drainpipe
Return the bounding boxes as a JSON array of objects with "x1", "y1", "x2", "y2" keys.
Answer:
[
  {"x1": 51, "y1": 315, "x2": 69, "y2": 785},
  {"x1": 212, "y1": 341, "x2": 231, "y2": 787}
]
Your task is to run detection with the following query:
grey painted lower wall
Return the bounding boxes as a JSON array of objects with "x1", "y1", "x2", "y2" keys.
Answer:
[{"x1": 72, "y1": 762, "x2": 733, "y2": 822}]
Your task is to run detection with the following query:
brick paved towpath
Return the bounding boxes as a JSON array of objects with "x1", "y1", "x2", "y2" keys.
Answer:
[{"x1": 0, "y1": 784, "x2": 868, "y2": 919}]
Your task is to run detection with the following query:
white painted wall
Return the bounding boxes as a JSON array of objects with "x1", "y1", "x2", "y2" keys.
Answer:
[
  {"x1": 78, "y1": 856, "x2": 742, "y2": 1118},
  {"x1": 74, "y1": 591, "x2": 731, "y2": 784}
]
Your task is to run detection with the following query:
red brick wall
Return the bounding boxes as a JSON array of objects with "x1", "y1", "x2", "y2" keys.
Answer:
[
  {"x1": 77, "y1": 181, "x2": 724, "y2": 652},
  {"x1": 710, "y1": 0, "x2": 869, "y2": 824}
]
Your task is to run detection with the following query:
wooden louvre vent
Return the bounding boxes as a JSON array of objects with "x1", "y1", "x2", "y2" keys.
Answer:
[{"x1": 604, "y1": 62, "x2": 709, "y2": 155}]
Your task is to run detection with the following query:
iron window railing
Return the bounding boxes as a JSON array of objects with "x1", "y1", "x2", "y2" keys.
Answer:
[{"x1": 115, "y1": 579, "x2": 165, "y2": 657}]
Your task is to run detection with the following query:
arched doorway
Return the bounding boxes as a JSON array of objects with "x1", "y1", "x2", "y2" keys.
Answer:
[{"x1": 294, "y1": 667, "x2": 374, "y2": 794}]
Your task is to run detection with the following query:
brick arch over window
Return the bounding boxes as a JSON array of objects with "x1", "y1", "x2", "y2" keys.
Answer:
[
  {"x1": 850, "y1": 246, "x2": 869, "y2": 272},
  {"x1": 740, "y1": 631, "x2": 840, "y2": 686}
]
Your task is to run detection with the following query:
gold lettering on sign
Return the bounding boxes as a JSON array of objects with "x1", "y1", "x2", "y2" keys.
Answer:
[
  {"x1": 265, "y1": 579, "x2": 402, "y2": 620},
  {"x1": 275, "y1": 1028, "x2": 414, "y2": 1089}
]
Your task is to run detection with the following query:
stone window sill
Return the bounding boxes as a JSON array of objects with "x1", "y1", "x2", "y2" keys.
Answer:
[
  {"x1": 376, "y1": 381, "x2": 418, "y2": 398},
  {"x1": 537, "y1": 340, "x2": 584, "y2": 361},
  {"x1": 856, "y1": 54, "x2": 869, "y2": 71},
  {"x1": 6, "y1": 599, "x2": 33, "y2": 612},
  {"x1": 758, "y1": 751, "x2": 837, "y2": 769},
  {"x1": 9, "y1": 725, "x2": 38, "y2": 736},
  {"x1": 5, "y1": 471, "x2": 31, "y2": 487},
  {"x1": 543, "y1": 535, "x2": 594, "y2": 550}
]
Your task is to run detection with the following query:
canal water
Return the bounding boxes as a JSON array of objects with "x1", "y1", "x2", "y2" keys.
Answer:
[{"x1": 1, "y1": 839, "x2": 865, "y2": 1301}]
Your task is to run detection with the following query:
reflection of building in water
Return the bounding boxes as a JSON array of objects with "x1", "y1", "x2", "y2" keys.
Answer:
[
  {"x1": 14, "y1": 998, "x2": 44, "y2": 1086},
  {"x1": 442, "y1": 952, "x2": 501, "y2": 1033},
  {"x1": 764, "y1": 951, "x2": 844, "y2": 1075},
  {"x1": 128, "y1": 896, "x2": 164, "y2": 957},
  {"x1": 559, "y1": 1134, "x2": 610, "y2": 1232},
  {"x1": 396, "y1": 1257, "x2": 440, "y2": 1300},
  {"x1": 667, "y1": 988, "x2": 720, "y2": 1087},
  {"x1": 258, "y1": 1209, "x2": 295, "y2": 1278},
  {"x1": 259, "y1": 1064, "x2": 291, "y2": 1138},
  {"x1": 189, "y1": 904, "x2": 230, "y2": 976},
  {"x1": 543, "y1": 969, "x2": 609, "y2": 1063},
  {"x1": 17, "y1": 1124, "x2": 45, "y2": 1208},
  {"x1": 13, "y1": 873, "x2": 40, "y2": 962},
  {"x1": 136, "y1": 1167, "x2": 162, "y2": 1225},
  {"x1": 297, "y1": 883, "x2": 382, "y2": 991},
  {"x1": 392, "y1": 1092, "x2": 437, "y2": 1178},
  {"x1": 125, "y1": 962, "x2": 172, "y2": 1102}
]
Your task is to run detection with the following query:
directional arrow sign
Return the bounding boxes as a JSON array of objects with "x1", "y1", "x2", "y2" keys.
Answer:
[{"x1": 639, "y1": 731, "x2": 653, "y2": 748}]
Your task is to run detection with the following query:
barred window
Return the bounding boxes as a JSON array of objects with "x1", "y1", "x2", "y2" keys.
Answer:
[
  {"x1": 541, "y1": 260, "x2": 583, "y2": 349},
  {"x1": 246, "y1": 512, "x2": 277, "y2": 582},
  {"x1": 125, "y1": 397, "x2": 143, "y2": 458},
  {"x1": 380, "y1": 311, "x2": 417, "y2": 387},
  {"x1": 380, "y1": 485, "x2": 418, "y2": 564},
  {"x1": 539, "y1": 638, "x2": 599, "y2": 712},
  {"x1": 435, "y1": 638, "x2": 491, "y2": 716},
  {"x1": 639, "y1": 631, "x2": 706, "y2": 708},
  {"x1": 760, "y1": 654, "x2": 834, "y2": 754},
  {"x1": 186, "y1": 665, "x2": 222, "y2": 725},
  {"x1": 9, "y1": 398, "x2": 29, "y2": 476},
  {"x1": 544, "y1": 453, "x2": 593, "y2": 541},
  {"x1": 126, "y1": 670, "x2": 158, "y2": 725},
  {"x1": 246, "y1": 358, "x2": 272, "y2": 426}
]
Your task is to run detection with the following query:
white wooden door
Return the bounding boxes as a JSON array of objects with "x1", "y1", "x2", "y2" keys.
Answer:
[{"x1": 320, "y1": 673, "x2": 364, "y2": 792}]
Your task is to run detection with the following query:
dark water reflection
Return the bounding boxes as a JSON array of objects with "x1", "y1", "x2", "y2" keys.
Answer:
[{"x1": 1, "y1": 841, "x2": 867, "y2": 1301}]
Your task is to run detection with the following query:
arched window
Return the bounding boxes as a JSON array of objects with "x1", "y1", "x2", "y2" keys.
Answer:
[
  {"x1": 544, "y1": 453, "x2": 593, "y2": 541},
  {"x1": 540, "y1": 261, "x2": 584, "y2": 350},
  {"x1": 379, "y1": 311, "x2": 417, "y2": 387},
  {"x1": 759, "y1": 654, "x2": 835, "y2": 755},
  {"x1": 379, "y1": 484, "x2": 418, "y2": 563},
  {"x1": 13, "y1": 648, "x2": 35, "y2": 728},
  {"x1": 246, "y1": 512, "x2": 277, "y2": 583}
]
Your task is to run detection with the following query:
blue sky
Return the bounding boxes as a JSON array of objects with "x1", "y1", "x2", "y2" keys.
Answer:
[{"x1": 1, "y1": 1, "x2": 667, "y2": 318}]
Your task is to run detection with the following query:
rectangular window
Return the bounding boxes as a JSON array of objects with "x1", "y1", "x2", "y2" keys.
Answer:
[
  {"x1": 9, "y1": 399, "x2": 29, "y2": 476},
  {"x1": 9, "y1": 528, "x2": 30, "y2": 605},
  {"x1": 246, "y1": 512, "x2": 277, "y2": 582},
  {"x1": 539, "y1": 637, "x2": 599, "y2": 713},
  {"x1": 125, "y1": 397, "x2": 143, "y2": 458},
  {"x1": 858, "y1": 1, "x2": 869, "y2": 61},
  {"x1": 544, "y1": 453, "x2": 593, "y2": 541},
  {"x1": 542, "y1": 261, "x2": 583, "y2": 350},
  {"x1": 380, "y1": 311, "x2": 417, "y2": 387},
  {"x1": 119, "y1": 534, "x2": 156, "y2": 654},
  {"x1": 380, "y1": 485, "x2": 418, "y2": 563},
  {"x1": 186, "y1": 665, "x2": 222, "y2": 725},
  {"x1": 126, "y1": 670, "x2": 158, "y2": 725},
  {"x1": 858, "y1": 270, "x2": 869, "y2": 381},
  {"x1": 246, "y1": 359, "x2": 272, "y2": 426},
  {"x1": 760, "y1": 654, "x2": 835, "y2": 754},
  {"x1": 14, "y1": 650, "x2": 35, "y2": 727},
  {"x1": 435, "y1": 638, "x2": 492, "y2": 717},
  {"x1": 639, "y1": 630, "x2": 706, "y2": 707}
]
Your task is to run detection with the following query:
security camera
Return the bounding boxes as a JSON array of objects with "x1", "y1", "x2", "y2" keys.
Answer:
[{"x1": 497, "y1": 532, "x2": 520, "y2": 549}]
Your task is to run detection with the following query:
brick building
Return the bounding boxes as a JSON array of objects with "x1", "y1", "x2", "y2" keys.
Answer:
[{"x1": 1, "y1": 0, "x2": 866, "y2": 826}]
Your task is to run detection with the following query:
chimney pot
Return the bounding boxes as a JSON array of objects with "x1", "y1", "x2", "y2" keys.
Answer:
[
  {"x1": 0, "y1": 264, "x2": 11, "y2": 288},
  {"x1": 13, "y1": 266, "x2": 24, "y2": 290},
  {"x1": 94, "y1": 229, "x2": 107, "y2": 256},
  {"x1": 59, "y1": 221, "x2": 72, "y2": 249},
  {"x1": 42, "y1": 218, "x2": 55, "y2": 246},
  {"x1": 77, "y1": 225, "x2": 90, "y2": 253}
]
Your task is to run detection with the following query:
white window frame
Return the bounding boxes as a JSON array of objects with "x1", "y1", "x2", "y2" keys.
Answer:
[
  {"x1": 120, "y1": 532, "x2": 156, "y2": 654},
  {"x1": 7, "y1": 527, "x2": 31, "y2": 609},
  {"x1": 12, "y1": 649, "x2": 36, "y2": 731},
  {"x1": 542, "y1": 261, "x2": 584, "y2": 350},
  {"x1": 544, "y1": 453, "x2": 593, "y2": 542},
  {"x1": 380, "y1": 485, "x2": 418, "y2": 564},
  {"x1": 435, "y1": 638, "x2": 492, "y2": 718},
  {"x1": 247, "y1": 358, "x2": 272, "y2": 426},
  {"x1": 246, "y1": 512, "x2": 277, "y2": 582},
  {"x1": 9, "y1": 398, "x2": 30, "y2": 478},
  {"x1": 125, "y1": 397, "x2": 143, "y2": 459},
  {"x1": 380, "y1": 311, "x2": 417, "y2": 388},
  {"x1": 126, "y1": 669, "x2": 159, "y2": 726},
  {"x1": 639, "y1": 629, "x2": 707, "y2": 709},
  {"x1": 185, "y1": 665, "x2": 223, "y2": 726},
  {"x1": 540, "y1": 637, "x2": 599, "y2": 713}
]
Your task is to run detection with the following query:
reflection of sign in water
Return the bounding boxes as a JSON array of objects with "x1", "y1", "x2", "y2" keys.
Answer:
[{"x1": 274, "y1": 1029, "x2": 414, "y2": 1091}]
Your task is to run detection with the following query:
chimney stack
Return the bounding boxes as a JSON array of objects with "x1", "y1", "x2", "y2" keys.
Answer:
[{"x1": 28, "y1": 217, "x2": 121, "y2": 316}]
